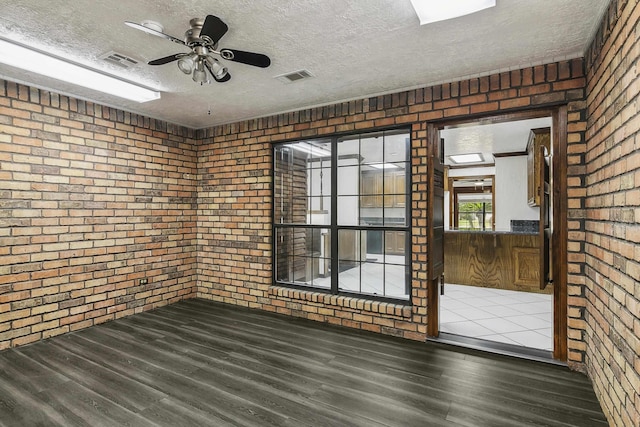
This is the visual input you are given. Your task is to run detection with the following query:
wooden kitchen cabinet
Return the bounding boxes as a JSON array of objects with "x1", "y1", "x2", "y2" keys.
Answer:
[
  {"x1": 360, "y1": 172, "x2": 382, "y2": 207},
  {"x1": 361, "y1": 170, "x2": 406, "y2": 208},
  {"x1": 384, "y1": 230, "x2": 406, "y2": 255},
  {"x1": 527, "y1": 127, "x2": 551, "y2": 206}
]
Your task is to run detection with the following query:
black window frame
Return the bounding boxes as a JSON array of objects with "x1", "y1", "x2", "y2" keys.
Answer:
[{"x1": 272, "y1": 127, "x2": 412, "y2": 303}]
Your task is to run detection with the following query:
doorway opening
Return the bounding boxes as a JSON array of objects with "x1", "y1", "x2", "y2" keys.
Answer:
[{"x1": 427, "y1": 108, "x2": 568, "y2": 361}]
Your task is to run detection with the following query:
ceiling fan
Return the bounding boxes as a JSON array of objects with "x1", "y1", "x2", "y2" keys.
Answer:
[{"x1": 125, "y1": 15, "x2": 271, "y2": 84}]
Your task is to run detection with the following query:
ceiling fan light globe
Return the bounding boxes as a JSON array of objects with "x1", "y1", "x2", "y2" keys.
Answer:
[
  {"x1": 206, "y1": 57, "x2": 228, "y2": 79},
  {"x1": 216, "y1": 68, "x2": 229, "y2": 80},
  {"x1": 193, "y1": 68, "x2": 208, "y2": 84},
  {"x1": 177, "y1": 57, "x2": 194, "y2": 74}
]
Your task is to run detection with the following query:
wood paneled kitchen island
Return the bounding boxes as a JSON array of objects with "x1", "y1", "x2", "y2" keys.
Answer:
[{"x1": 444, "y1": 230, "x2": 551, "y2": 294}]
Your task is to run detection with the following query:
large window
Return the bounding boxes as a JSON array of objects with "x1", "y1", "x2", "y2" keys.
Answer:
[{"x1": 274, "y1": 129, "x2": 410, "y2": 300}]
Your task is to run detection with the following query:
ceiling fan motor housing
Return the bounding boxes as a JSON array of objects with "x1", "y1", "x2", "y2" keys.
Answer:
[{"x1": 185, "y1": 18, "x2": 212, "y2": 47}]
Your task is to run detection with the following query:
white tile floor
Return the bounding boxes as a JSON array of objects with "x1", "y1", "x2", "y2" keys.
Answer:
[
  {"x1": 439, "y1": 284, "x2": 553, "y2": 351},
  {"x1": 312, "y1": 254, "x2": 409, "y2": 299},
  {"x1": 301, "y1": 261, "x2": 553, "y2": 351}
]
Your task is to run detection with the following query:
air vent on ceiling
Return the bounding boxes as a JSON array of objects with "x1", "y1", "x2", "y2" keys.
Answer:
[
  {"x1": 99, "y1": 51, "x2": 140, "y2": 69},
  {"x1": 275, "y1": 69, "x2": 314, "y2": 84}
]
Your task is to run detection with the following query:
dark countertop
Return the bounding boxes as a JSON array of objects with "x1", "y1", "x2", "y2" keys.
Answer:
[{"x1": 445, "y1": 229, "x2": 538, "y2": 235}]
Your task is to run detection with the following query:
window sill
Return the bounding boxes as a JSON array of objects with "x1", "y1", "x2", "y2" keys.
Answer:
[{"x1": 269, "y1": 286, "x2": 412, "y2": 318}]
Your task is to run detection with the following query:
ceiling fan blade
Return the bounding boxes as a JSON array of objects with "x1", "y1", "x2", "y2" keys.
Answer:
[
  {"x1": 148, "y1": 53, "x2": 186, "y2": 65},
  {"x1": 219, "y1": 49, "x2": 271, "y2": 68},
  {"x1": 125, "y1": 21, "x2": 186, "y2": 46},
  {"x1": 200, "y1": 15, "x2": 228, "y2": 45}
]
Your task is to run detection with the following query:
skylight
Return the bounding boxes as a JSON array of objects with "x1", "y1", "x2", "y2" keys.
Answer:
[
  {"x1": 409, "y1": 0, "x2": 496, "y2": 25},
  {"x1": 448, "y1": 153, "x2": 484, "y2": 164}
]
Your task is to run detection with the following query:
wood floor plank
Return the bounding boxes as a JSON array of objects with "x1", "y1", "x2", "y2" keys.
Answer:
[
  {"x1": 64, "y1": 333, "x2": 293, "y2": 426},
  {"x1": 34, "y1": 380, "x2": 158, "y2": 427},
  {"x1": 0, "y1": 298, "x2": 608, "y2": 427},
  {"x1": 0, "y1": 375, "x2": 73, "y2": 427},
  {"x1": 18, "y1": 342, "x2": 167, "y2": 413},
  {"x1": 309, "y1": 383, "x2": 457, "y2": 427},
  {"x1": 0, "y1": 349, "x2": 69, "y2": 395},
  {"x1": 138, "y1": 397, "x2": 236, "y2": 427}
]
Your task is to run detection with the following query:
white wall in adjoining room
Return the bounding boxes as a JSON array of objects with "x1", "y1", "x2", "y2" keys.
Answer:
[
  {"x1": 494, "y1": 156, "x2": 539, "y2": 230},
  {"x1": 446, "y1": 159, "x2": 539, "y2": 231}
]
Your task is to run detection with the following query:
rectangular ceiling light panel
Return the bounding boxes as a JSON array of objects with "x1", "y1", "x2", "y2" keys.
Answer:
[
  {"x1": 0, "y1": 39, "x2": 160, "y2": 103},
  {"x1": 370, "y1": 163, "x2": 400, "y2": 169},
  {"x1": 410, "y1": 0, "x2": 496, "y2": 25},
  {"x1": 448, "y1": 153, "x2": 484, "y2": 164}
]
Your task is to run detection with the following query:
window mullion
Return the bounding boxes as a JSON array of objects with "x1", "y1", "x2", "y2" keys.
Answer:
[{"x1": 330, "y1": 137, "x2": 338, "y2": 294}]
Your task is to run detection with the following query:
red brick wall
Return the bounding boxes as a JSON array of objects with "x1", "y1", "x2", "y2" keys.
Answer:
[
  {"x1": 0, "y1": 57, "x2": 597, "y2": 386},
  {"x1": 196, "y1": 60, "x2": 588, "y2": 349},
  {"x1": 584, "y1": 0, "x2": 640, "y2": 425},
  {"x1": 0, "y1": 81, "x2": 198, "y2": 349}
]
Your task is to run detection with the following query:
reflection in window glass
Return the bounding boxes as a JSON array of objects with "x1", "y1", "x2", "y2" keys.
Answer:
[
  {"x1": 338, "y1": 229, "x2": 364, "y2": 263},
  {"x1": 338, "y1": 260, "x2": 360, "y2": 293},
  {"x1": 275, "y1": 227, "x2": 330, "y2": 289},
  {"x1": 337, "y1": 165, "x2": 359, "y2": 195},
  {"x1": 274, "y1": 141, "x2": 331, "y2": 225},
  {"x1": 274, "y1": 129, "x2": 410, "y2": 300},
  {"x1": 385, "y1": 231, "x2": 407, "y2": 259},
  {"x1": 384, "y1": 133, "x2": 410, "y2": 162},
  {"x1": 337, "y1": 136, "x2": 359, "y2": 157},
  {"x1": 337, "y1": 196, "x2": 359, "y2": 226},
  {"x1": 360, "y1": 260, "x2": 384, "y2": 295},
  {"x1": 385, "y1": 264, "x2": 407, "y2": 299},
  {"x1": 359, "y1": 133, "x2": 384, "y2": 164},
  {"x1": 338, "y1": 135, "x2": 409, "y2": 227}
]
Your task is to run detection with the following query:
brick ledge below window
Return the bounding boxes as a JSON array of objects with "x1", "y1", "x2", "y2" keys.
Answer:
[{"x1": 269, "y1": 286, "x2": 412, "y2": 318}]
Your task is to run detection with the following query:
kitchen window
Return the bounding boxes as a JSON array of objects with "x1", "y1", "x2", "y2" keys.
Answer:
[
  {"x1": 455, "y1": 194, "x2": 493, "y2": 231},
  {"x1": 450, "y1": 177, "x2": 494, "y2": 231},
  {"x1": 273, "y1": 129, "x2": 411, "y2": 300}
]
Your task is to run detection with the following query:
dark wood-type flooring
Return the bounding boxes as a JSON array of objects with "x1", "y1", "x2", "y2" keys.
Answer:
[{"x1": 0, "y1": 299, "x2": 608, "y2": 426}]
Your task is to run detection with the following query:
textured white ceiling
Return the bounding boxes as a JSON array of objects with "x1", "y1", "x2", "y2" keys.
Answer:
[
  {"x1": 441, "y1": 116, "x2": 552, "y2": 165},
  {"x1": 0, "y1": 0, "x2": 608, "y2": 129}
]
